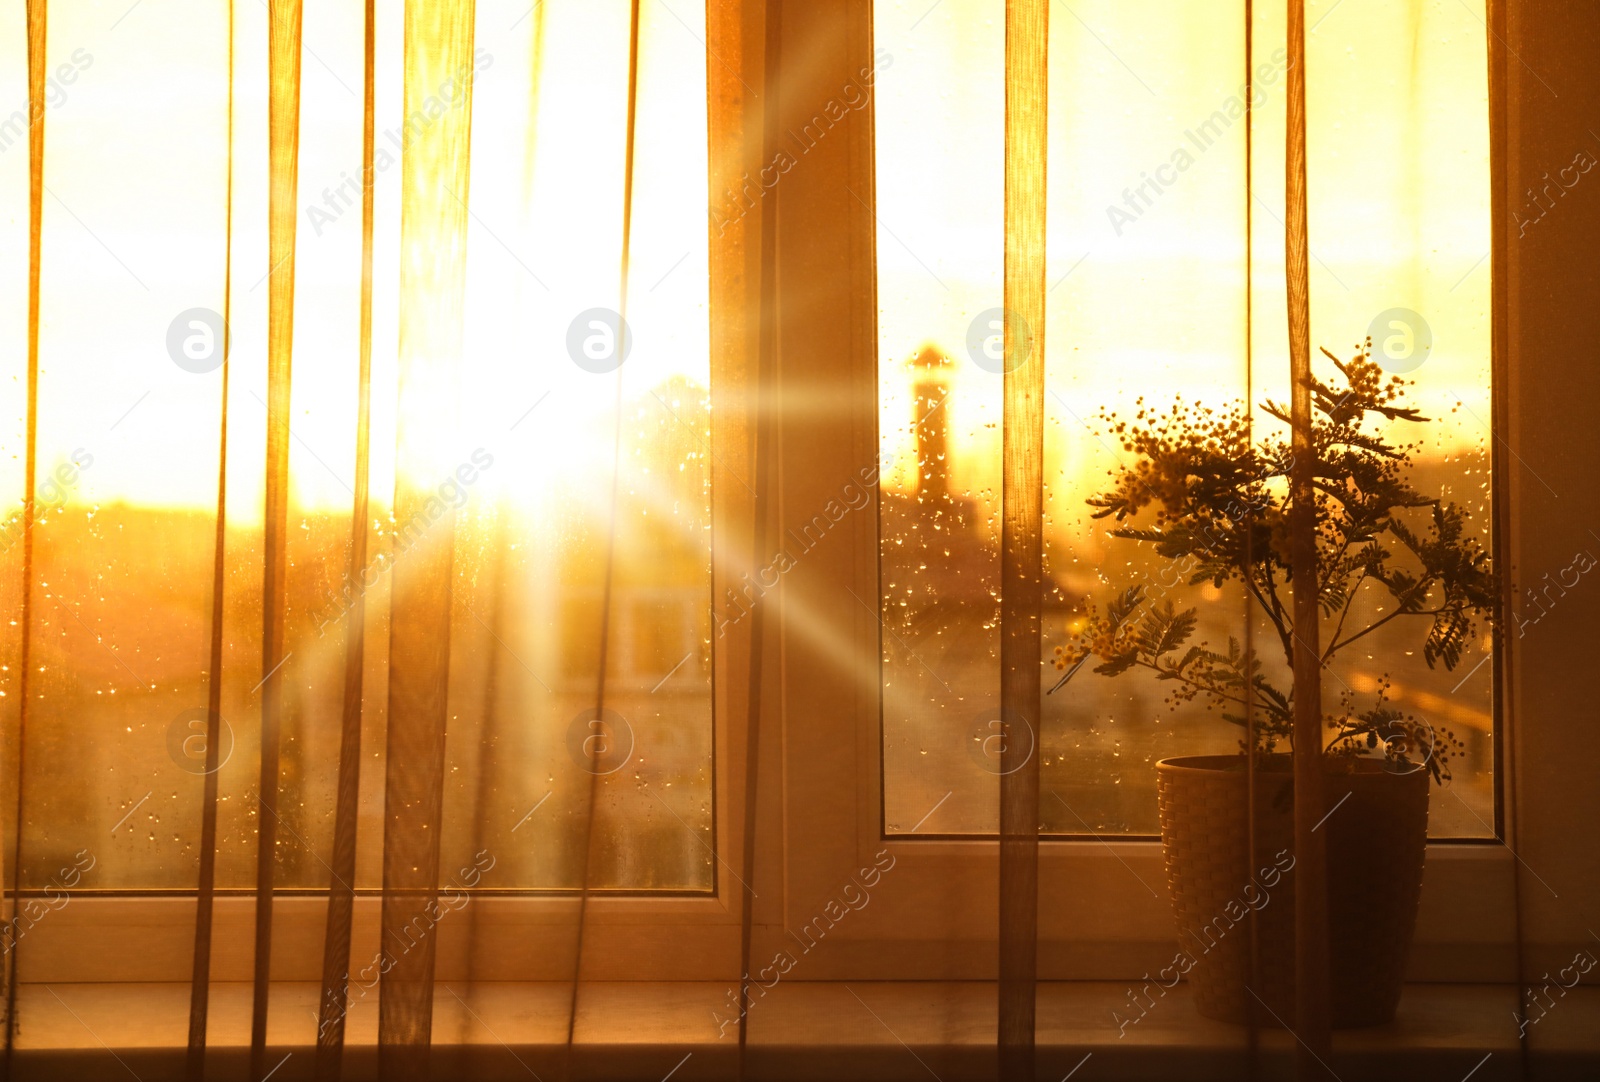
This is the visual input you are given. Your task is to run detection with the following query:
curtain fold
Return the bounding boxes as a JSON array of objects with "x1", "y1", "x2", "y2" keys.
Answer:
[
  {"x1": 3, "y1": 0, "x2": 48, "y2": 1066},
  {"x1": 379, "y1": 2, "x2": 476, "y2": 1077},
  {"x1": 185, "y1": 2, "x2": 237, "y2": 1077},
  {"x1": 1242, "y1": 1, "x2": 1264, "y2": 1075},
  {"x1": 998, "y1": 0, "x2": 1049, "y2": 1077},
  {"x1": 253, "y1": 1, "x2": 305, "y2": 1075},
  {"x1": 314, "y1": 0, "x2": 378, "y2": 1077},
  {"x1": 565, "y1": 0, "x2": 643, "y2": 1072}
]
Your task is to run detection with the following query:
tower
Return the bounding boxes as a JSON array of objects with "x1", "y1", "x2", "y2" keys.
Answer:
[{"x1": 910, "y1": 343, "x2": 952, "y2": 501}]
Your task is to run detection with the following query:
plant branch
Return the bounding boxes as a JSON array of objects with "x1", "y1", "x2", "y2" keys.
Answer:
[
  {"x1": 1243, "y1": 570, "x2": 1294, "y2": 666},
  {"x1": 1324, "y1": 599, "x2": 1447, "y2": 658},
  {"x1": 1321, "y1": 564, "x2": 1369, "y2": 663},
  {"x1": 1131, "y1": 657, "x2": 1285, "y2": 723}
]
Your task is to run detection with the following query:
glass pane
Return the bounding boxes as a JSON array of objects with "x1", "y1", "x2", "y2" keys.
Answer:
[
  {"x1": 1299, "y1": 0, "x2": 1495, "y2": 838},
  {"x1": 0, "y1": 0, "x2": 715, "y2": 890},
  {"x1": 5, "y1": 1, "x2": 234, "y2": 889},
  {"x1": 437, "y1": 0, "x2": 714, "y2": 892},
  {"x1": 875, "y1": 0, "x2": 1493, "y2": 838}
]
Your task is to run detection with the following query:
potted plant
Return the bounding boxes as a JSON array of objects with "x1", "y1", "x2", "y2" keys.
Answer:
[{"x1": 1051, "y1": 343, "x2": 1495, "y2": 1027}]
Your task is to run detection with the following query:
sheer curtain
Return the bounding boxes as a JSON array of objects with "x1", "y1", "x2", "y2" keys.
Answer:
[{"x1": 0, "y1": 0, "x2": 1524, "y2": 1079}]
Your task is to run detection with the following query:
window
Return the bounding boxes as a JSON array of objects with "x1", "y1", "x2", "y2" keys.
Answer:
[
  {"x1": 742, "y1": 0, "x2": 1541, "y2": 988},
  {"x1": 3, "y1": 0, "x2": 1594, "y2": 1024}
]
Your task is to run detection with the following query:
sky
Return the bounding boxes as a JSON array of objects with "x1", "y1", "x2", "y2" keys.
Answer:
[
  {"x1": 0, "y1": 0, "x2": 1490, "y2": 524},
  {"x1": 872, "y1": 0, "x2": 1492, "y2": 525},
  {"x1": 0, "y1": 0, "x2": 712, "y2": 521}
]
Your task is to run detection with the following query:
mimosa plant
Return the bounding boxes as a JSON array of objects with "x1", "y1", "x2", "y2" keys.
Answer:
[{"x1": 1051, "y1": 343, "x2": 1496, "y2": 783}]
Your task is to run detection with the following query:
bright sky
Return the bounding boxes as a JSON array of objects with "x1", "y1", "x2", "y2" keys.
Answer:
[
  {"x1": 0, "y1": 1, "x2": 1490, "y2": 524},
  {"x1": 0, "y1": 0, "x2": 711, "y2": 520},
  {"x1": 873, "y1": 0, "x2": 1492, "y2": 519}
]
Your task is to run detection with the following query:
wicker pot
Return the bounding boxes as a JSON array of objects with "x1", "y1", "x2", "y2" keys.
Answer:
[{"x1": 1155, "y1": 754, "x2": 1428, "y2": 1028}]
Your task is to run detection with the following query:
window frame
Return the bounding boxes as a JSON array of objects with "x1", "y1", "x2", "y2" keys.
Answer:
[
  {"x1": 745, "y1": 0, "x2": 1582, "y2": 987},
  {"x1": 10, "y1": 0, "x2": 769, "y2": 988}
]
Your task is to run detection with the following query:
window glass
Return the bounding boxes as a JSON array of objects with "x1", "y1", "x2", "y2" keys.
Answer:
[
  {"x1": 0, "y1": 0, "x2": 715, "y2": 889},
  {"x1": 875, "y1": 0, "x2": 1494, "y2": 838}
]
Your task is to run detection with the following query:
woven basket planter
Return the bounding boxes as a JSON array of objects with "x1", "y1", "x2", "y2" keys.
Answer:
[{"x1": 1155, "y1": 754, "x2": 1428, "y2": 1028}]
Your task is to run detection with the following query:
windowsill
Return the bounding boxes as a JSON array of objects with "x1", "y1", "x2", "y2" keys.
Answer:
[{"x1": 17, "y1": 981, "x2": 1598, "y2": 1080}]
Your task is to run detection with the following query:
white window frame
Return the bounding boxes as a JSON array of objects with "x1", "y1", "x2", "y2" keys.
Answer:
[
  {"x1": 12, "y1": 0, "x2": 769, "y2": 989},
  {"x1": 740, "y1": 0, "x2": 1587, "y2": 987}
]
